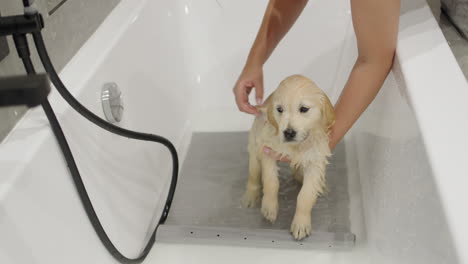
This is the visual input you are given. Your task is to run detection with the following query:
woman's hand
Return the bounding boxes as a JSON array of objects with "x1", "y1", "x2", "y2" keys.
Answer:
[
  {"x1": 233, "y1": 0, "x2": 309, "y2": 115},
  {"x1": 233, "y1": 65, "x2": 264, "y2": 115},
  {"x1": 263, "y1": 146, "x2": 291, "y2": 163}
]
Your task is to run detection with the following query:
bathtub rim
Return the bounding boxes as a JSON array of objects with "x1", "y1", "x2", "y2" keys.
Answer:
[{"x1": 385, "y1": 1, "x2": 468, "y2": 262}]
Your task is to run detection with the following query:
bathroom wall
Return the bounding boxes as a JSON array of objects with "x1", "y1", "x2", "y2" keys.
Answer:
[
  {"x1": 0, "y1": 0, "x2": 120, "y2": 141},
  {"x1": 427, "y1": 0, "x2": 468, "y2": 81},
  {"x1": 441, "y1": 0, "x2": 468, "y2": 39}
]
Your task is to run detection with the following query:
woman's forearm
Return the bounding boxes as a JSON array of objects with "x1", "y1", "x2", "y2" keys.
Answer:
[
  {"x1": 246, "y1": 0, "x2": 309, "y2": 68},
  {"x1": 329, "y1": 56, "x2": 395, "y2": 150},
  {"x1": 234, "y1": 0, "x2": 308, "y2": 114},
  {"x1": 328, "y1": 0, "x2": 400, "y2": 150}
]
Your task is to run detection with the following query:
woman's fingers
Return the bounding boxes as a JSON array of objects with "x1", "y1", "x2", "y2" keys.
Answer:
[
  {"x1": 233, "y1": 67, "x2": 264, "y2": 115},
  {"x1": 233, "y1": 82, "x2": 260, "y2": 114},
  {"x1": 263, "y1": 146, "x2": 291, "y2": 163},
  {"x1": 255, "y1": 77, "x2": 264, "y2": 106}
]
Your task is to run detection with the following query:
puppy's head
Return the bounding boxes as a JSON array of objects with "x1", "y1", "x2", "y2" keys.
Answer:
[{"x1": 258, "y1": 75, "x2": 335, "y2": 144}]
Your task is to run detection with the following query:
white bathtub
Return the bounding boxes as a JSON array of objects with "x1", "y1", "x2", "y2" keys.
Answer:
[{"x1": 1, "y1": 0, "x2": 468, "y2": 263}]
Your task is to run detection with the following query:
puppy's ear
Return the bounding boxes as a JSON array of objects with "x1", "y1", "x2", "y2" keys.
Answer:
[
  {"x1": 321, "y1": 93, "x2": 335, "y2": 132},
  {"x1": 256, "y1": 104, "x2": 268, "y2": 114},
  {"x1": 257, "y1": 93, "x2": 279, "y2": 135},
  {"x1": 267, "y1": 104, "x2": 279, "y2": 135}
]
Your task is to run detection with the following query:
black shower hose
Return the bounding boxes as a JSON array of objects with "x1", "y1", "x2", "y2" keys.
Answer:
[{"x1": 14, "y1": 31, "x2": 179, "y2": 264}]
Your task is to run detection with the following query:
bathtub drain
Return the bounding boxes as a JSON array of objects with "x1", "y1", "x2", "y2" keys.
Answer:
[{"x1": 101, "y1": 82, "x2": 124, "y2": 123}]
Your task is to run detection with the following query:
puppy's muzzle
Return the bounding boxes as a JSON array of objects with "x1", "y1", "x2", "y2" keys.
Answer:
[{"x1": 283, "y1": 128, "x2": 297, "y2": 142}]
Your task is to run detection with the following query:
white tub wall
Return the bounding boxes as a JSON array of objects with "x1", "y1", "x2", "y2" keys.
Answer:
[
  {"x1": 347, "y1": 72, "x2": 459, "y2": 264},
  {"x1": 399, "y1": 0, "x2": 468, "y2": 261},
  {"x1": 59, "y1": 0, "x2": 193, "y2": 140},
  {"x1": 49, "y1": 0, "x2": 195, "y2": 257},
  {"x1": 189, "y1": 0, "x2": 351, "y2": 132},
  {"x1": 0, "y1": 134, "x2": 117, "y2": 264},
  {"x1": 1, "y1": 0, "x2": 193, "y2": 262},
  {"x1": 335, "y1": 0, "x2": 464, "y2": 262}
]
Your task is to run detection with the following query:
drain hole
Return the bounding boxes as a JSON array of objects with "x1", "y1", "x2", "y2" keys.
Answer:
[
  {"x1": 217, "y1": 234, "x2": 220, "y2": 237},
  {"x1": 271, "y1": 240, "x2": 275, "y2": 243},
  {"x1": 190, "y1": 231, "x2": 194, "y2": 235},
  {"x1": 244, "y1": 237, "x2": 247, "y2": 240}
]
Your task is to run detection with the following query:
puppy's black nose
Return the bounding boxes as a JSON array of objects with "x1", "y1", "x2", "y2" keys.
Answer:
[{"x1": 283, "y1": 128, "x2": 297, "y2": 141}]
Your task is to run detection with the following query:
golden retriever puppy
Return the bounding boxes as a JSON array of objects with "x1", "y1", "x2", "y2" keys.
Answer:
[{"x1": 242, "y1": 74, "x2": 335, "y2": 240}]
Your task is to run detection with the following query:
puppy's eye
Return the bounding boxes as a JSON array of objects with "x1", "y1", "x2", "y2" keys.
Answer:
[
  {"x1": 277, "y1": 106, "x2": 283, "y2": 113},
  {"x1": 299, "y1": 106, "x2": 309, "y2": 113}
]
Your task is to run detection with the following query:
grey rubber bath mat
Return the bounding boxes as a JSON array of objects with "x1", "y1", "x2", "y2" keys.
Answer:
[{"x1": 158, "y1": 132, "x2": 355, "y2": 249}]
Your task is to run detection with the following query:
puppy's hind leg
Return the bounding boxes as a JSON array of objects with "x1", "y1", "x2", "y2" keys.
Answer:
[
  {"x1": 261, "y1": 157, "x2": 279, "y2": 223},
  {"x1": 242, "y1": 154, "x2": 262, "y2": 208}
]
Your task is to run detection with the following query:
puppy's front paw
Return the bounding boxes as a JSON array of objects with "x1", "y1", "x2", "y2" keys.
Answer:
[
  {"x1": 261, "y1": 197, "x2": 278, "y2": 223},
  {"x1": 290, "y1": 214, "x2": 312, "y2": 240},
  {"x1": 241, "y1": 190, "x2": 260, "y2": 208}
]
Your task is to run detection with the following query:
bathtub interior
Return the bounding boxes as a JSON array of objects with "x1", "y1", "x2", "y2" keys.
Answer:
[
  {"x1": 349, "y1": 73, "x2": 459, "y2": 264},
  {"x1": 158, "y1": 132, "x2": 355, "y2": 249},
  {"x1": 152, "y1": 0, "x2": 461, "y2": 260},
  {"x1": 140, "y1": 0, "x2": 360, "y2": 249},
  {"x1": 0, "y1": 0, "x2": 465, "y2": 263}
]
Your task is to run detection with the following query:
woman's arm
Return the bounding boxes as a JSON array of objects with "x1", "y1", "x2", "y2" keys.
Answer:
[
  {"x1": 233, "y1": 0, "x2": 309, "y2": 115},
  {"x1": 329, "y1": 0, "x2": 400, "y2": 150},
  {"x1": 263, "y1": 0, "x2": 400, "y2": 160}
]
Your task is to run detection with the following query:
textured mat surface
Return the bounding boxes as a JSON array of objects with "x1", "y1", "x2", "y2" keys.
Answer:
[{"x1": 165, "y1": 132, "x2": 351, "y2": 235}]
